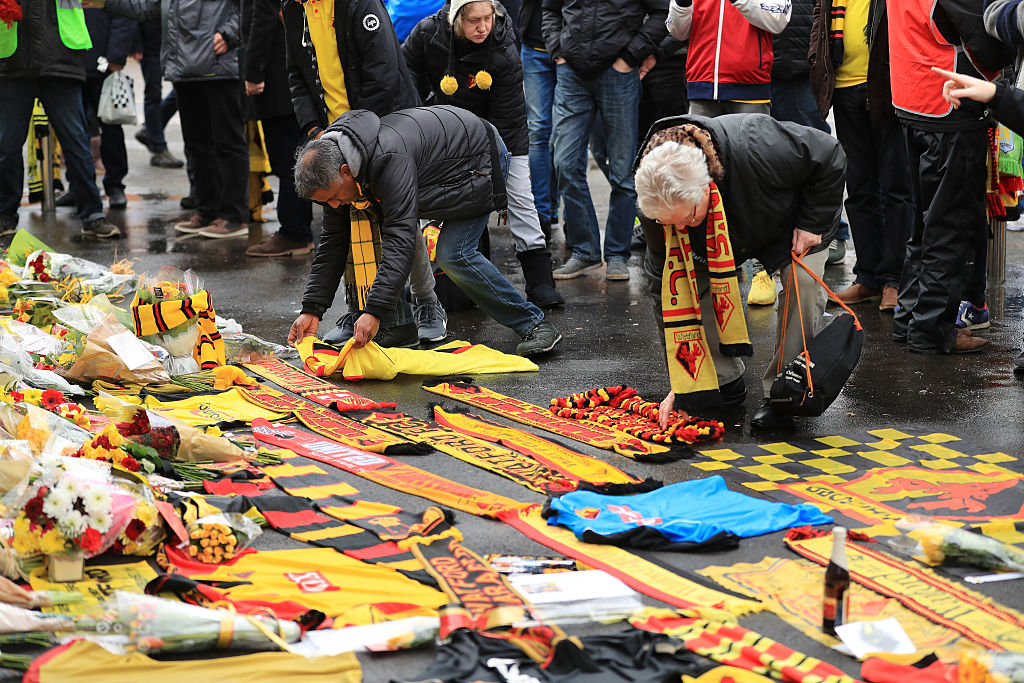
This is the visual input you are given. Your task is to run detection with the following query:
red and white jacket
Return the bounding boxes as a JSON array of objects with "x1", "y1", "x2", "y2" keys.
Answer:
[{"x1": 668, "y1": 0, "x2": 791, "y2": 101}]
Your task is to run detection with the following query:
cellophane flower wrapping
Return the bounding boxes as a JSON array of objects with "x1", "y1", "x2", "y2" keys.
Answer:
[
  {"x1": 182, "y1": 513, "x2": 261, "y2": 564},
  {"x1": 959, "y1": 652, "x2": 1024, "y2": 683},
  {"x1": 894, "y1": 514, "x2": 1024, "y2": 572},
  {"x1": 133, "y1": 268, "x2": 204, "y2": 374},
  {"x1": 109, "y1": 480, "x2": 165, "y2": 556},
  {"x1": 85, "y1": 591, "x2": 300, "y2": 654}
]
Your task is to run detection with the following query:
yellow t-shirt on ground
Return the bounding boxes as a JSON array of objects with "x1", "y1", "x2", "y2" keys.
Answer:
[
  {"x1": 305, "y1": 0, "x2": 351, "y2": 121},
  {"x1": 835, "y1": 0, "x2": 869, "y2": 88}
]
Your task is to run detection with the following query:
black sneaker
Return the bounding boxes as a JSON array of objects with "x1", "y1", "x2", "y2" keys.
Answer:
[
  {"x1": 180, "y1": 195, "x2": 196, "y2": 210},
  {"x1": 720, "y1": 376, "x2": 746, "y2": 406},
  {"x1": 135, "y1": 129, "x2": 154, "y2": 152},
  {"x1": 375, "y1": 321, "x2": 419, "y2": 348},
  {"x1": 54, "y1": 191, "x2": 75, "y2": 208},
  {"x1": 323, "y1": 312, "x2": 357, "y2": 346},
  {"x1": 0, "y1": 217, "x2": 16, "y2": 237},
  {"x1": 107, "y1": 187, "x2": 127, "y2": 209},
  {"x1": 81, "y1": 217, "x2": 122, "y2": 239},
  {"x1": 516, "y1": 320, "x2": 562, "y2": 357}
]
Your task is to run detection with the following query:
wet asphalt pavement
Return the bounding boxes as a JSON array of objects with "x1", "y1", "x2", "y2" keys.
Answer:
[{"x1": 12, "y1": 71, "x2": 1024, "y2": 680}]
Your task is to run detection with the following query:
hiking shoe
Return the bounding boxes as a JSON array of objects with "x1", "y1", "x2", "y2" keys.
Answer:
[
  {"x1": 516, "y1": 320, "x2": 562, "y2": 357},
  {"x1": 375, "y1": 321, "x2": 419, "y2": 348},
  {"x1": 134, "y1": 129, "x2": 153, "y2": 152},
  {"x1": 747, "y1": 270, "x2": 777, "y2": 305},
  {"x1": 606, "y1": 259, "x2": 630, "y2": 281},
  {"x1": 81, "y1": 217, "x2": 122, "y2": 239},
  {"x1": 553, "y1": 257, "x2": 602, "y2": 280},
  {"x1": 199, "y1": 219, "x2": 249, "y2": 238},
  {"x1": 174, "y1": 214, "x2": 212, "y2": 233},
  {"x1": 151, "y1": 149, "x2": 184, "y2": 169},
  {"x1": 414, "y1": 300, "x2": 448, "y2": 342},
  {"x1": 827, "y1": 239, "x2": 847, "y2": 265},
  {"x1": 107, "y1": 187, "x2": 127, "y2": 208},
  {"x1": 246, "y1": 232, "x2": 313, "y2": 257},
  {"x1": 955, "y1": 301, "x2": 990, "y2": 330},
  {"x1": 323, "y1": 312, "x2": 357, "y2": 346},
  {"x1": 0, "y1": 216, "x2": 17, "y2": 237}
]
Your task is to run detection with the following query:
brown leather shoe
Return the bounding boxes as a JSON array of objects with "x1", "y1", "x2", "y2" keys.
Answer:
[
  {"x1": 198, "y1": 219, "x2": 249, "y2": 239},
  {"x1": 951, "y1": 329, "x2": 990, "y2": 354},
  {"x1": 245, "y1": 232, "x2": 313, "y2": 257},
  {"x1": 879, "y1": 286, "x2": 898, "y2": 312},
  {"x1": 834, "y1": 282, "x2": 881, "y2": 304},
  {"x1": 173, "y1": 214, "x2": 212, "y2": 233}
]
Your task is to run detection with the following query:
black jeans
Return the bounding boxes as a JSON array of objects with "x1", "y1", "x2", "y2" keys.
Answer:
[
  {"x1": 260, "y1": 114, "x2": 312, "y2": 241},
  {"x1": 832, "y1": 84, "x2": 914, "y2": 290},
  {"x1": 82, "y1": 76, "x2": 128, "y2": 193},
  {"x1": 139, "y1": 19, "x2": 167, "y2": 152},
  {"x1": 893, "y1": 125, "x2": 988, "y2": 352},
  {"x1": 174, "y1": 80, "x2": 248, "y2": 224}
]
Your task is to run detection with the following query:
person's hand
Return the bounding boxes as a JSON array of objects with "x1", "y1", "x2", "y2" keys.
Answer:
[
  {"x1": 245, "y1": 80, "x2": 265, "y2": 96},
  {"x1": 82, "y1": 0, "x2": 105, "y2": 8},
  {"x1": 932, "y1": 66, "x2": 997, "y2": 108},
  {"x1": 108, "y1": 62, "x2": 124, "y2": 72},
  {"x1": 638, "y1": 54, "x2": 657, "y2": 80},
  {"x1": 555, "y1": 57, "x2": 566, "y2": 65},
  {"x1": 659, "y1": 390, "x2": 676, "y2": 429},
  {"x1": 130, "y1": 51, "x2": 143, "y2": 61},
  {"x1": 612, "y1": 57, "x2": 633, "y2": 73},
  {"x1": 351, "y1": 313, "x2": 380, "y2": 348},
  {"x1": 213, "y1": 32, "x2": 228, "y2": 55},
  {"x1": 288, "y1": 313, "x2": 319, "y2": 346},
  {"x1": 792, "y1": 228, "x2": 822, "y2": 256}
]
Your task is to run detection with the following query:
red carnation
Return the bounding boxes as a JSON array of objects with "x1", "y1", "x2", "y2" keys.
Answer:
[
  {"x1": 121, "y1": 456, "x2": 140, "y2": 472},
  {"x1": 77, "y1": 528, "x2": 103, "y2": 553},
  {"x1": 40, "y1": 389, "x2": 64, "y2": 410},
  {"x1": 95, "y1": 435, "x2": 111, "y2": 450},
  {"x1": 38, "y1": 273, "x2": 50, "y2": 283},
  {"x1": 24, "y1": 493, "x2": 45, "y2": 521},
  {"x1": 125, "y1": 519, "x2": 146, "y2": 541},
  {"x1": 9, "y1": 390, "x2": 23, "y2": 403}
]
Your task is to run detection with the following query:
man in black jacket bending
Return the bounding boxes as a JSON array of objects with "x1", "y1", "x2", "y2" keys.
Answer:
[
  {"x1": 634, "y1": 114, "x2": 845, "y2": 431},
  {"x1": 287, "y1": 106, "x2": 562, "y2": 358}
]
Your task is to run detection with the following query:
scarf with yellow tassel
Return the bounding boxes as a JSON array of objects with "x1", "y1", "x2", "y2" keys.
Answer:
[
  {"x1": 131, "y1": 290, "x2": 225, "y2": 369},
  {"x1": 345, "y1": 189, "x2": 380, "y2": 311},
  {"x1": 661, "y1": 184, "x2": 751, "y2": 410}
]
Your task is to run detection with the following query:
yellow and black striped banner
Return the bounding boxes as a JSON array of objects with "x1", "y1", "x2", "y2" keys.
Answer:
[{"x1": 243, "y1": 357, "x2": 395, "y2": 411}]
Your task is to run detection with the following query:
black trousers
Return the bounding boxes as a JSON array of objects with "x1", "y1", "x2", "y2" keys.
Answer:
[
  {"x1": 832, "y1": 84, "x2": 914, "y2": 291},
  {"x1": 82, "y1": 76, "x2": 128, "y2": 193},
  {"x1": 174, "y1": 80, "x2": 248, "y2": 224},
  {"x1": 893, "y1": 125, "x2": 988, "y2": 352},
  {"x1": 260, "y1": 114, "x2": 312, "y2": 241}
]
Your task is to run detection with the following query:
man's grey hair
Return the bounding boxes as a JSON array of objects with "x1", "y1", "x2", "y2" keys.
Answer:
[
  {"x1": 294, "y1": 138, "x2": 345, "y2": 199},
  {"x1": 634, "y1": 142, "x2": 712, "y2": 220}
]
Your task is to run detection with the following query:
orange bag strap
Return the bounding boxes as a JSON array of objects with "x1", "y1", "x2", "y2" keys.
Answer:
[{"x1": 790, "y1": 251, "x2": 863, "y2": 331}]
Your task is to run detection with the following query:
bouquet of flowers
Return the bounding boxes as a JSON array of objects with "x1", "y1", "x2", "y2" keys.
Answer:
[
  {"x1": 133, "y1": 268, "x2": 204, "y2": 375},
  {"x1": 70, "y1": 424, "x2": 163, "y2": 474},
  {"x1": 893, "y1": 515, "x2": 1024, "y2": 573},
  {"x1": 109, "y1": 481, "x2": 165, "y2": 556},
  {"x1": 183, "y1": 513, "x2": 261, "y2": 564},
  {"x1": 21, "y1": 250, "x2": 53, "y2": 284},
  {"x1": 960, "y1": 652, "x2": 1024, "y2": 683},
  {"x1": 83, "y1": 592, "x2": 301, "y2": 653},
  {"x1": 114, "y1": 406, "x2": 179, "y2": 460}
]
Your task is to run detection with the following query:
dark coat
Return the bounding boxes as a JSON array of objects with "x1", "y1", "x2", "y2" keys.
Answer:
[
  {"x1": 541, "y1": 0, "x2": 667, "y2": 78},
  {"x1": 83, "y1": 9, "x2": 137, "y2": 79},
  {"x1": 104, "y1": 0, "x2": 242, "y2": 82},
  {"x1": 0, "y1": 0, "x2": 88, "y2": 81},
  {"x1": 301, "y1": 106, "x2": 506, "y2": 320},
  {"x1": 992, "y1": 80, "x2": 1024, "y2": 134},
  {"x1": 282, "y1": 0, "x2": 420, "y2": 137},
  {"x1": 402, "y1": 3, "x2": 529, "y2": 156},
  {"x1": 772, "y1": 0, "x2": 813, "y2": 81},
  {"x1": 635, "y1": 114, "x2": 844, "y2": 272},
  {"x1": 240, "y1": 0, "x2": 292, "y2": 119}
]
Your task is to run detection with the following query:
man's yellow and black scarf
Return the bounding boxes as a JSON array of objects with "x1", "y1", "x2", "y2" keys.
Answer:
[{"x1": 345, "y1": 188, "x2": 380, "y2": 311}]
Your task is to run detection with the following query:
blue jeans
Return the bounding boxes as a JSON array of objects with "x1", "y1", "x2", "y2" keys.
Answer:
[
  {"x1": 0, "y1": 78, "x2": 104, "y2": 224},
  {"x1": 437, "y1": 131, "x2": 544, "y2": 337},
  {"x1": 770, "y1": 79, "x2": 829, "y2": 133},
  {"x1": 521, "y1": 45, "x2": 558, "y2": 224},
  {"x1": 551, "y1": 63, "x2": 639, "y2": 263}
]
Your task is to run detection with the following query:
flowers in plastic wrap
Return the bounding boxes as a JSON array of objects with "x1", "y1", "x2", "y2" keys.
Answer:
[
  {"x1": 64, "y1": 314, "x2": 171, "y2": 386},
  {"x1": 109, "y1": 481, "x2": 165, "y2": 556},
  {"x1": 184, "y1": 513, "x2": 261, "y2": 564},
  {"x1": 13, "y1": 472, "x2": 117, "y2": 558},
  {"x1": 71, "y1": 424, "x2": 155, "y2": 474},
  {"x1": 113, "y1": 407, "x2": 178, "y2": 460},
  {"x1": 960, "y1": 652, "x2": 1024, "y2": 683},
  {"x1": 893, "y1": 514, "x2": 1024, "y2": 573},
  {"x1": 133, "y1": 268, "x2": 204, "y2": 375},
  {"x1": 22, "y1": 251, "x2": 52, "y2": 284},
  {"x1": 81, "y1": 591, "x2": 301, "y2": 654}
]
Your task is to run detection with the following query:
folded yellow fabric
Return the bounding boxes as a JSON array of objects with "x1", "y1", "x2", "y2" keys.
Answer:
[
  {"x1": 144, "y1": 387, "x2": 289, "y2": 427},
  {"x1": 296, "y1": 337, "x2": 538, "y2": 380}
]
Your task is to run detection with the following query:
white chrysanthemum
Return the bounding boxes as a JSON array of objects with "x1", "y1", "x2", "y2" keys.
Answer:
[
  {"x1": 61, "y1": 510, "x2": 87, "y2": 536},
  {"x1": 90, "y1": 510, "x2": 112, "y2": 533},
  {"x1": 42, "y1": 488, "x2": 74, "y2": 519},
  {"x1": 54, "y1": 478, "x2": 78, "y2": 498},
  {"x1": 83, "y1": 488, "x2": 111, "y2": 517}
]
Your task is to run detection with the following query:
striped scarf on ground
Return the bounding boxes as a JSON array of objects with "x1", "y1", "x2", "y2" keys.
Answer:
[{"x1": 131, "y1": 289, "x2": 225, "y2": 369}]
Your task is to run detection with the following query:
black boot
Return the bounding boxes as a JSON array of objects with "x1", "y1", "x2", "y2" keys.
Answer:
[{"x1": 517, "y1": 248, "x2": 565, "y2": 309}]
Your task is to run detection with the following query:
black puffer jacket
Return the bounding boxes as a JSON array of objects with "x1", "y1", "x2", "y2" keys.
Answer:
[
  {"x1": 301, "y1": 106, "x2": 507, "y2": 320},
  {"x1": 636, "y1": 114, "x2": 844, "y2": 273},
  {"x1": 772, "y1": 0, "x2": 814, "y2": 80},
  {"x1": 0, "y1": 0, "x2": 88, "y2": 81},
  {"x1": 403, "y1": 3, "x2": 529, "y2": 156},
  {"x1": 241, "y1": 0, "x2": 292, "y2": 120},
  {"x1": 283, "y1": 0, "x2": 419, "y2": 136},
  {"x1": 541, "y1": 0, "x2": 667, "y2": 78}
]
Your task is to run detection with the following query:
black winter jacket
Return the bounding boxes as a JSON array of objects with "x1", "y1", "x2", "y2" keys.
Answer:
[
  {"x1": 0, "y1": 0, "x2": 88, "y2": 81},
  {"x1": 636, "y1": 114, "x2": 844, "y2": 273},
  {"x1": 772, "y1": 0, "x2": 813, "y2": 80},
  {"x1": 403, "y1": 3, "x2": 529, "y2": 156},
  {"x1": 301, "y1": 106, "x2": 507, "y2": 320},
  {"x1": 283, "y1": 0, "x2": 419, "y2": 137},
  {"x1": 541, "y1": 0, "x2": 667, "y2": 78},
  {"x1": 83, "y1": 8, "x2": 137, "y2": 78},
  {"x1": 240, "y1": 0, "x2": 292, "y2": 120}
]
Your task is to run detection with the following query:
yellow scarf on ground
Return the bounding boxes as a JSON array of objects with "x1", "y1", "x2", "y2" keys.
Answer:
[
  {"x1": 663, "y1": 183, "x2": 750, "y2": 410},
  {"x1": 296, "y1": 336, "x2": 538, "y2": 380},
  {"x1": 130, "y1": 290, "x2": 225, "y2": 369}
]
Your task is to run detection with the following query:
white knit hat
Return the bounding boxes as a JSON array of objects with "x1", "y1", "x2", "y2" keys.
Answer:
[{"x1": 448, "y1": 0, "x2": 493, "y2": 26}]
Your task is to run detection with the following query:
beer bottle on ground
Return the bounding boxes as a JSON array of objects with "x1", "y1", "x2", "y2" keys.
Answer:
[{"x1": 822, "y1": 526, "x2": 850, "y2": 637}]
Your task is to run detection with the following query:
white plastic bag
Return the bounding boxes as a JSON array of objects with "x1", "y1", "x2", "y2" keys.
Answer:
[{"x1": 98, "y1": 71, "x2": 137, "y2": 126}]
